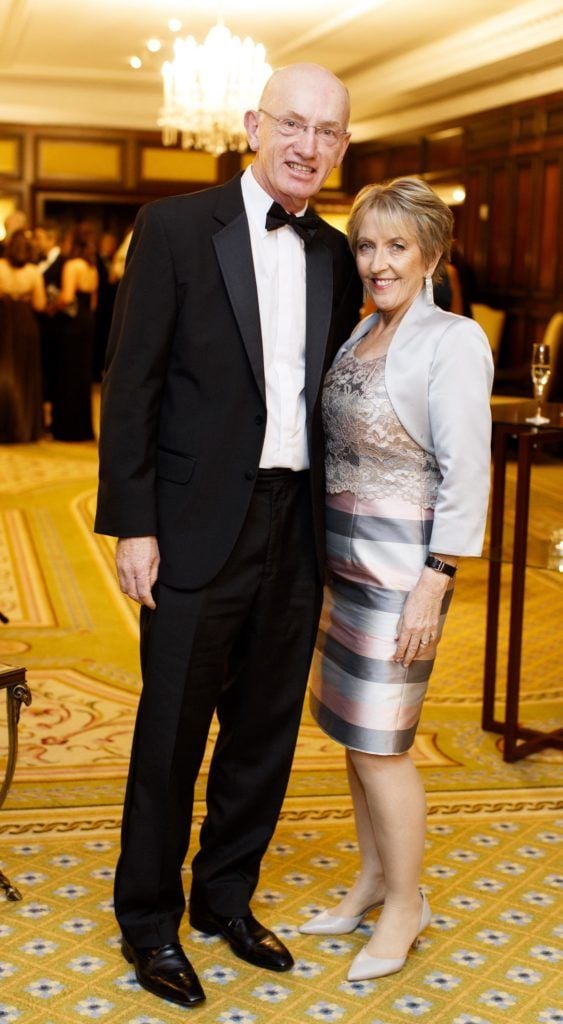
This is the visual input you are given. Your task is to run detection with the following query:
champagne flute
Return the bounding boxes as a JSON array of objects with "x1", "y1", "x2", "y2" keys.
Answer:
[{"x1": 526, "y1": 342, "x2": 551, "y2": 425}]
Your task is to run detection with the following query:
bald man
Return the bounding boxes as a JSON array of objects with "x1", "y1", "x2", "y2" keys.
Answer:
[{"x1": 95, "y1": 63, "x2": 362, "y2": 1008}]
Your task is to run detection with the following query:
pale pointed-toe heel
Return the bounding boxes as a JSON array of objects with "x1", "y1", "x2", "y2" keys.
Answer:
[
  {"x1": 346, "y1": 891, "x2": 431, "y2": 981},
  {"x1": 412, "y1": 891, "x2": 431, "y2": 947},
  {"x1": 347, "y1": 949, "x2": 407, "y2": 981},
  {"x1": 299, "y1": 899, "x2": 384, "y2": 936}
]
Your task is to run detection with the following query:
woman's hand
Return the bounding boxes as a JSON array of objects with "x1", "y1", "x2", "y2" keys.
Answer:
[{"x1": 394, "y1": 568, "x2": 451, "y2": 667}]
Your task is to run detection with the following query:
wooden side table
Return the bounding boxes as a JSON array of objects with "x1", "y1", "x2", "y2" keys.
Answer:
[
  {"x1": 0, "y1": 663, "x2": 32, "y2": 900},
  {"x1": 483, "y1": 403, "x2": 563, "y2": 761}
]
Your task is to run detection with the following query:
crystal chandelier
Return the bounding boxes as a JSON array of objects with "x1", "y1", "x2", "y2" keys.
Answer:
[{"x1": 158, "y1": 22, "x2": 272, "y2": 155}]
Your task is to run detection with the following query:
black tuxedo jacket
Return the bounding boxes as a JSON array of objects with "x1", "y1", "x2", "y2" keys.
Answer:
[
  {"x1": 95, "y1": 174, "x2": 362, "y2": 589},
  {"x1": 42, "y1": 253, "x2": 65, "y2": 289}
]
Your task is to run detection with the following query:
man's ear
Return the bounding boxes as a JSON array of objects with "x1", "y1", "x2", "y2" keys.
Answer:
[
  {"x1": 334, "y1": 132, "x2": 352, "y2": 169},
  {"x1": 244, "y1": 110, "x2": 260, "y2": 152}
]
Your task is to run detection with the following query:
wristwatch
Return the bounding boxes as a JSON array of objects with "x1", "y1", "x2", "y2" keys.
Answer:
[{"x1": 425, "y1": 555, "x2": 457, "y2": 577}]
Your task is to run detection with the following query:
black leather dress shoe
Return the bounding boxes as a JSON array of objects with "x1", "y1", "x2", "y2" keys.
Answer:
[
  {"x1": 189, "y1": 906, "x2": 294, "y2": 971},
  {"x1": 122, "y1": 938, "x2": 205, "y2": 1007}
]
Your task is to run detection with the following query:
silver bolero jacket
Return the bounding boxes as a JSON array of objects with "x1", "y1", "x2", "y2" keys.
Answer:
[{"x1": 333, "y1": 289, "x2": 494, "y2": 557}]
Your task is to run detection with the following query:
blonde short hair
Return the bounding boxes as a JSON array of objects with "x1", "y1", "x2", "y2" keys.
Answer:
[{"x1": 347, "y1": 176, "x2": 454, "y2": 280}]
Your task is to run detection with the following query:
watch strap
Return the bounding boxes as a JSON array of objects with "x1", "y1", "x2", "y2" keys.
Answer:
[{"x1": 425, "y1": 555, "x2": 457, "y2": 577}]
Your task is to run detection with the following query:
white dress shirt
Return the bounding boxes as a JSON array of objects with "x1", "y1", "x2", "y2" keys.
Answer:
[
  {"x1": 37, "y1": 246, "x2": 61, "y2": 275},
  {"x1": 241, "y1": 166, "x2": 309, "y2": 470}
]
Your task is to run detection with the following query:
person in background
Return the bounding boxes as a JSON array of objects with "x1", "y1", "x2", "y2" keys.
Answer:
[
  {"x1": 109, "y1": 227, "x2": 133, "y2": 285},
  {"x1": 450, "y1": 243, "x2": 477, "y2": 319},
  {"x1": 0, "y1": 229, "x2": 46, "y2": 441},
  {"x1": 433, "y1": 258, "x2": 463, "y2": 314},
  {"x1": 93, "y1": 231, "x2": 119, "y2": 381},
  {"x1": 95, "y1": 62, "x2": 362, "y2": 1009},
  {"x1": 300, "y1": 177, "x2": 493, "y2": 983},
  {"x1": 35, "y1": 221, "x2": 66, "y2": 306},
  {"x1": 0, "y1": 230, "x2": 46, "y2": 312},
  {"x1": 0, "y1": 210, "x2": 28, "y2": 257},
  {"x1": 51, "y1": 224, "x2": 98, "y2": 441},
  {"x1": 34, "y1": 221, "x2": 66, "y2": 425}
]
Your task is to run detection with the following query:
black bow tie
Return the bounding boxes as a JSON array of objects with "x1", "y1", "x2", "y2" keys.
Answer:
[{"x1": 265, "y1": 202, "x2": 319, "y2": 244}]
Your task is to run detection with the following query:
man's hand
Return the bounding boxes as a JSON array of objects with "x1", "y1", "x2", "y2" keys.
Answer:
[{"x1": 116, "y1": 536, "x2": 160, "y2": 609}]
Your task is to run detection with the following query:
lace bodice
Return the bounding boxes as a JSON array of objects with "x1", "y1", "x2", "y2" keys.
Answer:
[{"x1": 323, "y1": 346, "x2": 441, "y2": 506}]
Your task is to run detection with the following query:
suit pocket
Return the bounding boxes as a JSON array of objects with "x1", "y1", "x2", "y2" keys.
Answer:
[{"x1": 156, "y1": 448, "x2": 196, "y2": 484}]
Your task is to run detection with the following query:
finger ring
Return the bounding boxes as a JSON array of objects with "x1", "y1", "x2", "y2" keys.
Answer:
[{"x1": 419, "y1": 639, "x2": 428, "y2": 646}]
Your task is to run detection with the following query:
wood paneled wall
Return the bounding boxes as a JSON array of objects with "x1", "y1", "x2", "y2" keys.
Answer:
[{"x1": 349, "y1": 92, "x2": 563, "y2": 396}]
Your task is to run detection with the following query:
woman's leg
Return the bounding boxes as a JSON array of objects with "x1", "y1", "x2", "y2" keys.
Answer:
[
  {"x1": 349, "y1": 749, "x2": 427, "y2": 957},
  {"x1": 327, "y1": 750, "x2": 385, "y2": 917}
]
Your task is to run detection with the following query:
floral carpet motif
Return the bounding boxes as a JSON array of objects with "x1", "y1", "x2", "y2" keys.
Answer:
[{"x1": 0, "y1": 817, "x2": 561, "y2": 1024}]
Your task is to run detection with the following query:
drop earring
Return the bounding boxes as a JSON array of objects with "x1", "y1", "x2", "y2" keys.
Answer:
[{"x1": 425, "y1": 274, "x2": 434, "y2": 305}]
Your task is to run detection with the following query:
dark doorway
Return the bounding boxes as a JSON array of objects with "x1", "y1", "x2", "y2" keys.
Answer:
[{"x1": 34, "y1": 192, "x2": 145, "y2": 241}]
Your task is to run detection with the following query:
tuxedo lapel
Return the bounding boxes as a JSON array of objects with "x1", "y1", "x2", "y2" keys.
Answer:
[
  {"x1": 305, "y1": 238, "x2": 333, "y2": 414},
  {"x1": 212, "y1": 179, "x2": 266, "y2": 404},
  {"x1": 212, "y1": 177, "x2": 335, "y2": 412}
]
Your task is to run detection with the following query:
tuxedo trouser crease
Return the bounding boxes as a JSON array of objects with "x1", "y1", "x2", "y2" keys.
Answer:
[{"x1": 114, "y1": 469, "x2": 323, "y2": 947}]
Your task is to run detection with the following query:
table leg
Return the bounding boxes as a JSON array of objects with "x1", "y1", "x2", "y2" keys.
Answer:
[
  {"x1": 0, "y1": 871, "x2": 22, "y2": 901},
  {"x1": 503, "y1": 431, "x2": 533, "y2": 761},
  {"x1": 482, "y1": 427, "x2": 563, "y2": 761},
  {"x1": 483, "y1": 424, "x2": 509, "y2": 730},
  {"x1": 0, "y1": 670, "x2": 31, "y2": 900}
]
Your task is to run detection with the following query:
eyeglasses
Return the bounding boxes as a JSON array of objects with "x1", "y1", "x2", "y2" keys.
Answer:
[{"x1": 258, "y1": 108, "x2": 348, "y2": 148}]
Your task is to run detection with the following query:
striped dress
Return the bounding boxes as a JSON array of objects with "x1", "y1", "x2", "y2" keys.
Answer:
[{"x1": 311, "y1": 344, "x2": 453, "y2": 755}]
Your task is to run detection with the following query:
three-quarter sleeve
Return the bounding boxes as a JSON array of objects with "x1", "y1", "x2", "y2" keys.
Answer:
[{"x1": 427, "y1": 318, "x2": 494, "y2": 556}]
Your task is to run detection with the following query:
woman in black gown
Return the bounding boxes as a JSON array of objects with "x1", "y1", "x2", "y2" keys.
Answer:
[
  {"x1": 51, "y1": 225, "x2": 98, "y2": 441},
  {"x1": 0, "y1": 230, "x2": 46, "y2": 442}
]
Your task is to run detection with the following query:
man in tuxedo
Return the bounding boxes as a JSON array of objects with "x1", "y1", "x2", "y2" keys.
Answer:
[
  {"x1": 95, "y1": 62, "x2": 362, "y2": 1009},
  {"x1": 35, "y1": 222, "x2": 65, "y2": 297}
]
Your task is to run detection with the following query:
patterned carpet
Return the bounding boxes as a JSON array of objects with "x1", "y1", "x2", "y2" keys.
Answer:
[
  {"x1": 0, "y1": 816, "x2": 561, "y2": 1024},
  {"x1": 0, "y1": 432, "x2": 561, "y2": 1024}
]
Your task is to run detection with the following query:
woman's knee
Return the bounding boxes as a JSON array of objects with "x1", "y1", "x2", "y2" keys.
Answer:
[{"x1": 349, "y1": 748, "x2": 408, "y2": 779}]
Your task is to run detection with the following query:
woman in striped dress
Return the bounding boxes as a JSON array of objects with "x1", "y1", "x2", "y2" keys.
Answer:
[{"x1": 300, "y1": 178, "x2": 493, "y2": 981}]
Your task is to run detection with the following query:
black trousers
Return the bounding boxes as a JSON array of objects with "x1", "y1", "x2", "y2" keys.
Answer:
[{"x1": 114, "y1": 469, "x2": 323, "y2": 947}]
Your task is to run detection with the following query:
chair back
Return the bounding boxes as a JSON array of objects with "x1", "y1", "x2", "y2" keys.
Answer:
[{"x1": 471, "y1": 303, "x2": 506, "y2": 365}]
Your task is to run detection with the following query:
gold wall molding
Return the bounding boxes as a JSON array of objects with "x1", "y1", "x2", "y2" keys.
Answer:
[{"x1": 37, "y1": 138, "x2": 122, "y2": 181}]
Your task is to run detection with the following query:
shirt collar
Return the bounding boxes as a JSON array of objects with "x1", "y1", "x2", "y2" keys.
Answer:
[
  {"x1": 37, "y1": 246, "x2": 61, "y2": 273},
  {"x1": 241, "y1": 165, "x2": 308, "y2": 237}
]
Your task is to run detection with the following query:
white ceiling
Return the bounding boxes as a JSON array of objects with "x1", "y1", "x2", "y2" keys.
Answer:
[{"x1": 0, "y1": 0, "x2": 562, "y2": 143}]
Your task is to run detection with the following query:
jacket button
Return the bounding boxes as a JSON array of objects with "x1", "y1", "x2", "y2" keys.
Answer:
[
  {"x1": 254, "y1": 415, "x2": 264, "y2": 426},
  {"x1": 244, "y1": 470, "x2": 255, "y2": 481}
]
